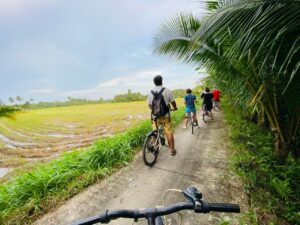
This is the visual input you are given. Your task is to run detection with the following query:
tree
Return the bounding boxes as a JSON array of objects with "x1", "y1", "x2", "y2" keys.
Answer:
[
  {"x1": 154, "y1": 0, "x2": 300, "y2": 158},
  {"x1": 0, "y1": 106, "x2": 20, "y2": 118},
  {"x1": 15, "y1": 96, "x2": 23, "y2": 103},
  {"x1": 8, "y1": 97, "x2": 14, "y2": 104},
  {"x1": 113, "y1": 90, "x2": 146, "y2": 102}
]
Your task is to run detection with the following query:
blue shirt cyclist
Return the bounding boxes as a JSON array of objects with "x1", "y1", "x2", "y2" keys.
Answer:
[{"x1": 183, "y1": 89, "x2": 198, "y2": 129}]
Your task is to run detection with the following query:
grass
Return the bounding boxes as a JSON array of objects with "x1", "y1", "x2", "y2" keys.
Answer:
[
  {"x1": 222, "y1": 100, "x2": 300, "y2": 225},
  {"x1": 0, "y1": 106, "x2": 185, "y2": 225}
]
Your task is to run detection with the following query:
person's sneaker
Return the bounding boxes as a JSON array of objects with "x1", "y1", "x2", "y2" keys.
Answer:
[{"x1": 183, "y1": 126, "x2": 187, "y2": 129}]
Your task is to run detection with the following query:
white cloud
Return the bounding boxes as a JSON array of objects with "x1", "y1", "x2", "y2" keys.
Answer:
[
  {"x1": 0, "y1": 0, "x2": 54, "y2": 17},
  {"x1": 28, "y1": 88, "x2": 54, "y2": 94},
  {"x1": 63, "y1": 66, "x2": 204, "y2": 99},
  {"x1": 98, "y1": 69, "x2": 162, "y2": 88}
]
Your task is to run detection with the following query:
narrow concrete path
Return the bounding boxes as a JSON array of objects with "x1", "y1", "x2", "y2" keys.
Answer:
[{"x1": 34, "y1": 111, "x2": 248, "y2": 225}]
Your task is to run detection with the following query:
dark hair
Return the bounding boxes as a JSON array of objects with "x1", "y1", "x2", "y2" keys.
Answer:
[
  {"x1": 186, "y1": 88, "x2": 192, "y2": 94},
  {"x1": 205, "y1": 87, "x2": 210, "y2": 92},
  {"x1": 153, "y1": 75, "x2": 163, "y2": 86}
]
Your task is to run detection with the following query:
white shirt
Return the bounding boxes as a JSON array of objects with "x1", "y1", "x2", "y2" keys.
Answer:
[{"x1": 147, "y1": 86, "x2": 175, "y2": 106}]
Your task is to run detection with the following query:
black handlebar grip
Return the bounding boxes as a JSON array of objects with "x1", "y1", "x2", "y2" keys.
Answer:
[{"x1": 209, "y1": 203, "x2": 240, "y2": 213}]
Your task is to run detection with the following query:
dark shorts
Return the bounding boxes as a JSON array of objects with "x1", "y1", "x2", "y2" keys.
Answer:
[{"x1": 203, "y1": 102, "x2": 213, "y2": 111}]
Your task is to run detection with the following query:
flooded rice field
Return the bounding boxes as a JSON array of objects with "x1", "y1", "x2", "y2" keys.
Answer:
[{"x1": 0, "y1": 102, "x2": 150, "y2": 180}]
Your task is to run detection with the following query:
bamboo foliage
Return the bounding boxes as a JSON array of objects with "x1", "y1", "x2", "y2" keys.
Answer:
[{"x1": 154, "y1": 0, "x2": 300, "y2": 157}]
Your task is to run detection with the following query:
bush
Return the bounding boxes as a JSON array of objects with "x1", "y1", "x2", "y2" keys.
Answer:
[{"x1": 223, "y1": 101, "x2": 300, "y2": 224}]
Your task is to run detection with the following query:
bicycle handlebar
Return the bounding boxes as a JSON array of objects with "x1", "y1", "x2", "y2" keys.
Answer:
[{"x1": 70, "y1": 201, "x2": 240, "y2": 225}]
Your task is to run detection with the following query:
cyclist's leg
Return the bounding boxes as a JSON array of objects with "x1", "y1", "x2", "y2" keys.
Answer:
[
  {"x1": 207, "y1": 102, "x2": 213, "y2": 118},
  {"x1": 184, "y1": 107, "x2": 190, "y2": 129},
  {"x1": 163, "y1": 117, "x2": 176, "y2": 155},
  {"x1": 184, "y1": 112, "x2": 189, "y2": 129}
]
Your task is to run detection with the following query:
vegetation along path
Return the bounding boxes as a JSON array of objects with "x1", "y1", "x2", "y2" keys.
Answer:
[{"x1": 34, "y1": 111, "x2": 248, "y2": 225}]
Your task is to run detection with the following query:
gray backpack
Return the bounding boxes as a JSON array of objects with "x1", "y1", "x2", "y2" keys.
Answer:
[{"x1": 151, "y1": 88, "x2": 169, "y2": 117}]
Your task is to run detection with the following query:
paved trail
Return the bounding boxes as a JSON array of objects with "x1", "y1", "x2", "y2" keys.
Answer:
[{"x1": 34, "y1": 111, "x2": 248, "y2": 225}]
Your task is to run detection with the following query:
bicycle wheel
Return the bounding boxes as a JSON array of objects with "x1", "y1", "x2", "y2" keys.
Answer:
[
  {"x1": 191, "y1": 118, "x2": 194, "y2": 134},
  {"x1": 143, "y1": 133, "x2": 159, "y2": 167},
  {"x1": 188, "y1": 114, "x2": 193, "y2": 134}
]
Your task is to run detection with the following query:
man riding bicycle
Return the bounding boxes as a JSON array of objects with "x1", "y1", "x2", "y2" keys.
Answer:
[
  {"x1": 147, "y1": 75, "x2": 177, "y2": 155},
  {"x1": 201, "y1": 87, "x2": 214, "y2": 119},
  {"x1": 212, "y1": 87, "x2": 221, "y2": 110},
  {"x1": 183, "y1": 89, "x2": 198, "y2": 129}
]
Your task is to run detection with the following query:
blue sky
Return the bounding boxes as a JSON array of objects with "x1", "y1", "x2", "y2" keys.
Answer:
[{"x1": 0, "y1": 0, "x2": 206, "y2": 103}]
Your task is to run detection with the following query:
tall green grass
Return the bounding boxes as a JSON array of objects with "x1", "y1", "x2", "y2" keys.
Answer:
[
  {"x1": 222, "y1": 101, "x2": 300, "y2": 225},
  {"x1": 0, "y1": 107, "x2": 185, "y2": 224}
]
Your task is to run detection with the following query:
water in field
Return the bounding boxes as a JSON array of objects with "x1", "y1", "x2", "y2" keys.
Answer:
[
  {"x1": 0, "y1": 168, "x2": 11, "y2": 178},
  {"x1": 0, "y1": 133, "x2": 33, "y2": 147}
]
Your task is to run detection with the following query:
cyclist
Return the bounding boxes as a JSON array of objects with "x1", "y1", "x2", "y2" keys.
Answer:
[
  {"x1": 212, "y1": 87, "x2": 221, "y2": 110},
  {"x1": 183, "y1": 88, "x2": 198, "y2": 129},
  {"x1": 147, "y1": 75, "x2": 178, "y2": 156},
  {"x1": 201, "y1": 87, "x2": 214, "y2": 119}
]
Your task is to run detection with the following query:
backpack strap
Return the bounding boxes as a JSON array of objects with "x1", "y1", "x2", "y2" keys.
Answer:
[
  {"x1": 158, "y1": 87, "x2": 165, "y2": 95},
  {"x1": 151, "y1": 87, "x2": 165, "y2": 96}
]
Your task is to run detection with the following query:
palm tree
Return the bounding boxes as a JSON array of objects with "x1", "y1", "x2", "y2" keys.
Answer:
[
  {"x1": 8, "y1": 97, "x2": 14, "y2": 104},
  {"x1": 154, "y1": 0, "x2": 300, "y2": 158},
  {"x1": 15, "y1": 96, "x2": 23, "y2": 103}
]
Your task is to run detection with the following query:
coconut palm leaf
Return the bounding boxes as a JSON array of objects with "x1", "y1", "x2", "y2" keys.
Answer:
[{"x1": 154, "y1": 0, "x2": 300, "y2": 156}]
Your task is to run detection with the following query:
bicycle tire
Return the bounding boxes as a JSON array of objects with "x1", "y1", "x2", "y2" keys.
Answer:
[
  {"x1": 143, "y1": 133, "x2": 159, "y2": 167},
  {"x1": 191, "y1": 120, "x2": 194, "y2": 134}
]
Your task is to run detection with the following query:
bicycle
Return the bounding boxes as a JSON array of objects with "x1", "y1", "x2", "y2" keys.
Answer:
[
  {"x1": 142, "y1": 116, "x2": 167, "y2": 167},
  {"x1": 213, "y1": 100, "x2": 220, "y2": 111},
  {"x1": 187, "y1": 112, "x2": 198, "y2": 134},
  {"x1": 202, "y1": 104, "x2": 209, "y2": 123},
  {"x1": 70, "y1": 186, "x2": 240, "y2": 225}
]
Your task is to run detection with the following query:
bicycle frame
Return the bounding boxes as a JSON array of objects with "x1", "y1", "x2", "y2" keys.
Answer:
[
  {"x1": 152, "y1": 119, "x2": 165, "y2": 145},
  {"x1": 187, "y1": 112, "x2": 194, "y2": 124}
]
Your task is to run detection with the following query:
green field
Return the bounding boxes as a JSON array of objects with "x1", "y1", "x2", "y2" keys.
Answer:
[
  {"x1": 0, "y1": 101, "x2": 152, "y2": 170},
  {"x1": 0, "y1": 100, "x2": 184, "y2": 175}
]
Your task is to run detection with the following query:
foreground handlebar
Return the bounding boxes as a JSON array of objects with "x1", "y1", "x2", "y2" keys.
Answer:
[
  {"x1": 208, "y1": 203, "x2": 240, "y2": 213},
  {"x1": 70, "y1": 201, "x2": 240, "y2": 225}
]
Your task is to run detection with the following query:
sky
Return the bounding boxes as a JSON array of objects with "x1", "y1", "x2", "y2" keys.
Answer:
[{"x1": 0, "y1": 0, "x2": 206, "y2": 103}]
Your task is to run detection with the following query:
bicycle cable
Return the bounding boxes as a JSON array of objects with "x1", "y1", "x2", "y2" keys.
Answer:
[{"x1": 163, "y1": 189, "x2": 183, "y2": 225}]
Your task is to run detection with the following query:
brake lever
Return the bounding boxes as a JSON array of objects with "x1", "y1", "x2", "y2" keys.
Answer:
[{"x1": 182, "y1": 186, "x2": 202, "y2": 206}]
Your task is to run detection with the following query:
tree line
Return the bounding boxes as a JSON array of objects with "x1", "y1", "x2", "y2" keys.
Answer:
[{"x1": 0, "y1": 88, "x2": 188, "y2": 111}]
